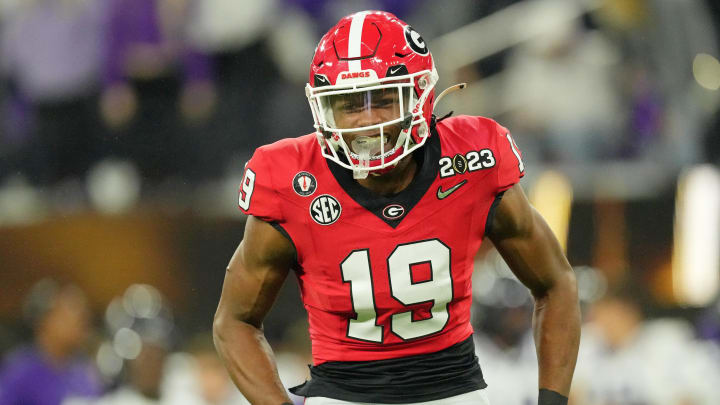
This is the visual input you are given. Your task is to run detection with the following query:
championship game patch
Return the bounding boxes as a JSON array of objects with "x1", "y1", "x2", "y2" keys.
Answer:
[
  {"x1": 310, "y1": 194, "x2": 342, "y2": 225},
  {"x1": 452, "y1": 154, "x2": 468, "y2": 174},
  {"x1": 293, "y1": 171, "x2": 317, "y2": 196}
]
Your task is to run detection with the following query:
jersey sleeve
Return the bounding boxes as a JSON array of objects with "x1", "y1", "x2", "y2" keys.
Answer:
[
  {"x1": 492, "y1": 121, "x2": 525, "y2": 193},
  {"x1": 237, "y1": 147, "x2": 283, "y2": 223}
]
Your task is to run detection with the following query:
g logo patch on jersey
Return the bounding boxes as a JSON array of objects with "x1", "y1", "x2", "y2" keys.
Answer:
[
  {"x1": 293, "y1": 171, "x2": 317, "y2": 196},
  {"x1": 310, "y1": 195, "x2": 342, "y2": 225},
  {"x1": 382, "y1": 204, "x2": 405, "y2": 220}
]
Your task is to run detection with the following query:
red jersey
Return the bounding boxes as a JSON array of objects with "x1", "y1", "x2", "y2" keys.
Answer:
[{"x1": 238, "y1": 115, "x2": 524, "y2": 365}]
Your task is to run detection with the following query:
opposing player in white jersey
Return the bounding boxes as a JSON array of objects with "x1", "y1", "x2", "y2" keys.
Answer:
[{"x1": 573, "y1": 287, "x2": 720, "y2": 405}]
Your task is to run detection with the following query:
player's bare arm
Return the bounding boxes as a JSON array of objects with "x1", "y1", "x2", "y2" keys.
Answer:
[
  {"x1": 488, "y1": 184, "x2": 580, "y2": 400},
  {"x1": 213, "y1": 216, "x2": 296, "y2": 405}
]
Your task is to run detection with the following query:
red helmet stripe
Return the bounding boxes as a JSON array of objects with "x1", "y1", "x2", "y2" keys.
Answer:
[{"x1": 347, "y1": 12, "x2": 368, "y2": 71}]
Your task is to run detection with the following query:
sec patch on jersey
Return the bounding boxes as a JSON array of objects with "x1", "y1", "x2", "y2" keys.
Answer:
[{"x1": 310, "y1": 194, "x2": 342, "y2": 225}]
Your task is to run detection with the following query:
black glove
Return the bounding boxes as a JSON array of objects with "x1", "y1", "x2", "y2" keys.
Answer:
[{"x1": 538, "y1": 388, "x2": 568, "y2": 405}]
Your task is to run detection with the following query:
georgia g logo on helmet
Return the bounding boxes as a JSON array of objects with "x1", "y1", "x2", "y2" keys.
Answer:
[{"x1": 404, "y1": 26, "x2": 429, "y2": 55}]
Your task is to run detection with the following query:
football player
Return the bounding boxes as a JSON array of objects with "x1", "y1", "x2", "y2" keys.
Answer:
[{"x1": 213, "y1": 10, "x2": 580, "y2": 405}]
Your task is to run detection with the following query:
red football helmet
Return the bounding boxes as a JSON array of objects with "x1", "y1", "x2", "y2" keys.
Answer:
[{"x1": 306, "y1": 10, "x2": 439, "y2": 178}]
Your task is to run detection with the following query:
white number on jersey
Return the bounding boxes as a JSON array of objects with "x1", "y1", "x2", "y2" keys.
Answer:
[
  {"x1": 238, "y1": 168, "x2": 256, "y2": 210},
  {"x1": 340, "y1": 239, "x2": 453, "y2": 342}
]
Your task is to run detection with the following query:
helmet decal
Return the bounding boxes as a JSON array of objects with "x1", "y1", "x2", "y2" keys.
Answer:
[
  {"x1": 386, "y1": 64, "x2": 409, "y2": 77},
  {"x1": 346, "y1": 11, "x2": 371, "y2": 71},
  {"x1": 313, "y1": 74, "x2": 331, "y2": 87},
  {"x1": 404, "y1": 26, "x2": 429, "y2": 55}
]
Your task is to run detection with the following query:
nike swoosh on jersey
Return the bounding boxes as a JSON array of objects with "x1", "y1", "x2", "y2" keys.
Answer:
[
  {"x1": 437, "y1": 179, "x2": 468, "y2": 199},
  {"x1": 389, "y1": 66, "x2": 402, "y2": 75}
]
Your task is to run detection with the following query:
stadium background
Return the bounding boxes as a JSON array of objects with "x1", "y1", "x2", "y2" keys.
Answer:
[{"x1": 1, "y1": 0, "x2": 720, "y2": 404}]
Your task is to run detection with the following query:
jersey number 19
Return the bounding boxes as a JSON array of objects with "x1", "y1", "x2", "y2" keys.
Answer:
[{"x1": 341, "y1": 239, "x2": 453, "y2": 342}]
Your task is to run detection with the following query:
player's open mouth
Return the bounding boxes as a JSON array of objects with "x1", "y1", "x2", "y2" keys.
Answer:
[
  {"x1": 348, "y1": 135, "x2": 399, "y2": 160},
  {"x1": 348, "y1": 145, "x2": 400, "y2": 161}
]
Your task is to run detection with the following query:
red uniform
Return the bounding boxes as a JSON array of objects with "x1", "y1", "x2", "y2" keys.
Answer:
[{"x1": 239, "y1": 115, "x2": 524, "y2": 365}]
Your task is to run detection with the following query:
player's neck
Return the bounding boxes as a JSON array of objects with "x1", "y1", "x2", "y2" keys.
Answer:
[{"x1": 355, "y1": 155, "x2": 418, "y2": 196}]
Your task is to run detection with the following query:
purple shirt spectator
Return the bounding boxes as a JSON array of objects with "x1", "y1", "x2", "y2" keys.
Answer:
[
  {"x1": 0, "y1": 0, "x2": 105, "y2": 102},
  {"x1": 0, "y1": 346, "x2": 102, "y2": 405},
  {"x1": 104, "y1": 0, "x2": 212, "y2": 87}
]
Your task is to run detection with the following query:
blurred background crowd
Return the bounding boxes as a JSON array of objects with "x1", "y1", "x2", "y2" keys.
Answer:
[{"x1": 1, "y1": 0, "x2": 720, "y2": 404}]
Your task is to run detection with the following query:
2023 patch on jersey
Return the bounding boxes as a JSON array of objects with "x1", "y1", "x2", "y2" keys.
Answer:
[{"x1": 239, "y1": 115, "x2": 524, "y2": 365}]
